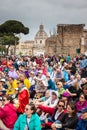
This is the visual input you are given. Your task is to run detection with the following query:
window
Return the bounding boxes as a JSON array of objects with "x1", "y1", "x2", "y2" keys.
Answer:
[{"x1": 40, "y1": 40, "x2": 42, "y2": 43}]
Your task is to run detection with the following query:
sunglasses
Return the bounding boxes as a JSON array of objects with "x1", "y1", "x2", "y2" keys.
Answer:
[
  {"x1": 58, "y1": 105, "x2": 64, "y2": 108},
  {"x1": 2, "y1": 99, "x2": 6, "y2": 101},
  {"x1": 25, "y1": 108, "x2": 29, "y2": 111}
]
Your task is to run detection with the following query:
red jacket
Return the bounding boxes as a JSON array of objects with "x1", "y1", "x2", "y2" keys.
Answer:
[
  {"x1": 38, "y1": 105, "x2": 66, "y2": 127},
  {"x1": 17, "y1": 87, "x2": 29, "y2": 113},
  {"x1": 0, "y1": 103, "x2": 17, "y2": 128}
]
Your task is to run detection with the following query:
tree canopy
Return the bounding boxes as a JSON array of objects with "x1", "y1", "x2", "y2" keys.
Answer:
[
  {"x1": 0, "y1": 20, "x2": 29, "y2": 35},
  {"x1": 0, "y1": 20, "x2": 29, "y2": 55}
]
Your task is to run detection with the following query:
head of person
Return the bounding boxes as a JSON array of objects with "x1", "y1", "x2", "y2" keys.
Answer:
[
  {"x1": 45, "y1": 90, "x2": 50, "y2": 99},
  {"x1": 57, "y1": 99, "x2": 65, "y2": 112},
  {"x1": 2, "y1": 95, "x2": 13, "y2": 105},
  {"x1": 38, "y1": 70, "x2": 43, "y2": 77},
  {"x1": 9, "y1": 66, "x2": 15, "y2": 72},
  {"x1": 81, "y1": 107, "x2": 87, "y2": 120},
  {"x1": 51, "y1": 91, "x2": 58, "y2": 101},
  {"x1": 24, "y1": 103, "x2": 36, "y2": 117},
  {"x1": 60, "y1": 79, "x2": 66, "y2": 85},
  {"x1": 9, "y1": 77, "x2": 14, "y2": 84},
  {"x1": 56, "y1": 69, "x2": 61, "y2": 74},
  {"x1": 81, "y1": 78, "x2": 87, "y2": 85},
  {"x1": 56, "y1": 81, "x2": 63, "y2": 89},
  {"x1": 46, "y1": 74, "x2": 51, "y2": 81},
  {"x1": 79, "y1": 93, "x2": 86, "y2": 103},
  {"x1": 30, "y1": 71, "x2": 35, "y2": 77},
  {"x1": 67, "y1": 102, "x2": 77, "y2": 117},
  {"x1": 0, "y1": 78, "x2": 6, "y2": 85},
  {"x1": 20, "y1": 74, "x2": 25, "y2": 81},
  {"x1": 17, "y1": 80, "x2": 24, "y2": 89},
  {"x1": 75, "y1": 74, "x2": 81, "y2": 80},
  {"x1": 70, "y1": 75, "x2": 75, "y2": 81},
  {"x1": 83, "y1": 84, "x2": 87, "y2": 96},
  {"x1": 68, "y1": 62, "x2": 72, "y2": 67},
  {"x1": 62, "y1": 92, "x2": 70, "y2": 103},
  {"x1": 72, "y1": 81, "x2": 80, "y2": 89}
]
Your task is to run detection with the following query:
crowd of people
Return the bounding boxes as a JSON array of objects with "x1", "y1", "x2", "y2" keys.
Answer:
[{"x1": 0, "y1": 54, "x2": 87, "y2": 130}]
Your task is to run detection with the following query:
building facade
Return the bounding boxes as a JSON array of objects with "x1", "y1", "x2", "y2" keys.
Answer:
[
  {"x1": 33, "y1": 24, "x2": 48, "y2": 56},
  {"x1": 45, "y1": 24, "x2": 86, "y2": 56},
  {"x1": 9, "y1": 24, "x2": 48, "y2": 56}
]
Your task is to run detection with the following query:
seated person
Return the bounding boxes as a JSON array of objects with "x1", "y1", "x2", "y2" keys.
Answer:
[
  {"x1": 66, "y1": 81, "x2": 82, "y2": 102},
  {"x1": 76, "y1": 93, "x2": 87, "y2": 117},
  {"x1": 14, "y1": 103, "x2": 41, "y2": 130},
  {"x1": 0, "y1": 78, "x2": 8, "y2": 95},
  {"x1": 37, "y1": 99, "x2": 66, "y2": 129},
  {"x1": 35, "y1": 80, "x2": 48, "y2": 99},
  {"x1": 51, "y1": 102, "x2": 78, "y2": 130},
  {"x1": 0, "y1": 95, "x2": 17, "y2": 130},
  {"x1": 43, "y1": 91, "x2": 59, "y2": 108},
  {"x1": 56, "y1": 81, "x2": 65, "y2": 98},
  {"x1": 34, "y1": 89, "x2": 51, "y2": 105},
  {"x1": 76, "y1": 107, "x2": 87, "y2": 130}
]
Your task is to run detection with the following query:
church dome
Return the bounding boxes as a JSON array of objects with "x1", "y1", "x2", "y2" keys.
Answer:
[{"x1": 35, "y1": 24, "x2": 48, "y2": 40}]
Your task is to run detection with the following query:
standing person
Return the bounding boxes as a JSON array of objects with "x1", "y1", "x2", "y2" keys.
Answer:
[
  {"x1": 66, "y1": 54, "x2": 71, "y2": 62},
  {"x1": 0, "y1": 95, "x2": 17, "y2": 130},
  {"x1": 14, "y1": 103, "x2": 41, "y2": 130}
]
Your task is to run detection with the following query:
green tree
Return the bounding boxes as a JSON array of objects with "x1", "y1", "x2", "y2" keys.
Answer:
[
  {"x1": 0, "y1": 20, "x2": 29, "y2": 55},
  {"x1": 0, "y1": 35, "x2": 19, "y2": 55},
  {"x1": 0, "y1": 20, "x2": 29, "y2": 34}
]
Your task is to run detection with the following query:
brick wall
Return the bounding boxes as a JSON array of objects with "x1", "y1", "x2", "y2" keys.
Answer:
[{"x1": 45, "y1": 24, "x2": 85, "y2": 56}]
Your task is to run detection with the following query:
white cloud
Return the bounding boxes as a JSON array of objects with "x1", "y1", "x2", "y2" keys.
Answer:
[{"x1": 0, "y1": 0, "x2": 87, "y2": 40}]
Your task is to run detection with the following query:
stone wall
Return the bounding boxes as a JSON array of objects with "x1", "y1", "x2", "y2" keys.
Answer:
[{"x1": 45, "y1": 24, "x2": 85, "y2": 56}]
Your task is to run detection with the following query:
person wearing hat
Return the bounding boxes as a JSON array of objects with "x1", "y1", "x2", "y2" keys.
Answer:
[
  {"x1": 42, "y1": 91, "x2": 59, "y2": 108},
  {"x1": 76, "y1": 107, "x2": 87, "y2": 130},
  {"x1": 62, "y1": 92, "x2": 71, "y2": 109},
  {"x1": 0, "y1": 78, "x2": 8, "y2": 95}
]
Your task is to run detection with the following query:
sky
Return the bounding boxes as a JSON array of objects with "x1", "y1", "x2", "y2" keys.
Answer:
[{"x1": 0, "y1": 0, "x2": 87, "y2": 41}]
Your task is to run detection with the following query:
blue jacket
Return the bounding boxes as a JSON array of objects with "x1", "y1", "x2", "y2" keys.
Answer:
[
  {"x1": 48, "y1": 79, "x2": 56, "y2": 90},
  {"x1": 14, "y1": 113, "x2": 41, "y2": 130},
  {"x1": 76, "y1": 119, "x2": 87, "y2": 130}
]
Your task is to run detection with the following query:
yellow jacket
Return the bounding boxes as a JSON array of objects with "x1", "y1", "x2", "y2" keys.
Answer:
[
  {"x1": 24, "y1": 78, "x2": 31, "y2": 89},
  {"x1": 6, "y1": 80, "x2": 18, "y2": 95}
]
